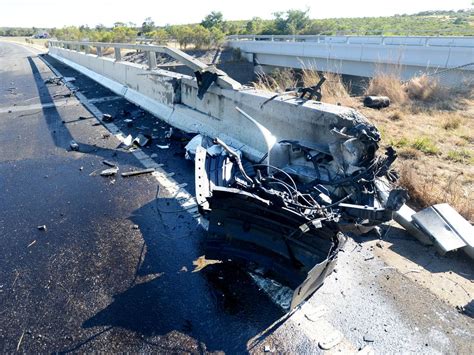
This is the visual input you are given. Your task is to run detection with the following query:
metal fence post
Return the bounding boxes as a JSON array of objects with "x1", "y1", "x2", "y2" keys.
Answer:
[{"x1": 96, "y1": 46, "x2": 102, "y2": 57}]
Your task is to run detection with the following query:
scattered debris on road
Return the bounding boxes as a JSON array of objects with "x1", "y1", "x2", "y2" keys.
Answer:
[
  {"x1": 132, "y1": 133, "x2": 150, "y2": 147},
  {"x1": 102, "y1": 160, "x2": 116, "y2": 167},
  {"x1": 69, "y1": 140, "x2": 79, "y2": 151},
  {"x1": 102, "y1": 113, "x2": 113, "y2": 122},
  {"x1": 156, "y1": 144, "x2": 170, "y2": 149},
  {"x1": 121, "y1": 168, "x2": 155, "y2": 177},
  {"x1": 363, "y1": 333, "x2": 376, "y2": 343},
  {"x1": 37, "y1": 225, "x2": 47, "y2": 231},
  {"x1": 318, "y1": 329, "x2": 344, "y2": 350},
  {"x1": 192, "y1": 255, "x2": 223, "y2": 272},
  {"x1": 100, "y1": 167, "x2": 119, "y2": 177},
  {"x1": 44, "y1": 76, "x2": 62, "y2": 85}
]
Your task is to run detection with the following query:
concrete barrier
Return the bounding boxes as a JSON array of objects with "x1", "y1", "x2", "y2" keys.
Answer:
[{"x1": 48, "y1": 44, "x2": 371, "y2": 162}]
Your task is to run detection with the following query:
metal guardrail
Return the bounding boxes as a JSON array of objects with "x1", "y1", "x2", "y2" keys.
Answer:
[{"x1": 227, "y1": 35, "x2": 474, "y2": 48}]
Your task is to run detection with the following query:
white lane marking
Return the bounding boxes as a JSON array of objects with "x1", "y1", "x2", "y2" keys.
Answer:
[
  {"x1": 0, "y1": 99, "x2": 79, "y2": 114},
  {"x1": 88, "y1": 96, "x2": 122, "y2": 104}
]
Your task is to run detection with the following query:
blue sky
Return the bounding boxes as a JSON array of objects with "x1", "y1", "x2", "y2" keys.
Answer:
[{"x1": 1, "y1": 0, "x2": 472, "y2": 28}]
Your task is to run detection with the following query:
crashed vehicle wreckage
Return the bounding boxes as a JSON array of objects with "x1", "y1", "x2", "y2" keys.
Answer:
[{"x1": 187, "y1": 101, "x2": 407, "y2": 310}]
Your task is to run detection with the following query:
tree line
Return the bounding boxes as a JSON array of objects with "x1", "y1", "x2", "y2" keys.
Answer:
[{"x1": 1, "y1": 9, "x2": 472, "y2": 49}]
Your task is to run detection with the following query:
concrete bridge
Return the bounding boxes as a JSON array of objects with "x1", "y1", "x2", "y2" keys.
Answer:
[{"x1": 227, "y1": 35, "x2": 474, "y2": 85}]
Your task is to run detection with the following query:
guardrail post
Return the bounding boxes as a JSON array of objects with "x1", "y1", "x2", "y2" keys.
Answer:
[
  {"x1": 85, "y1": 46, "x2": 90, "y2": 54},
  {"x1": 114, "y1": 47, "x2": 122, "y2": 61},
  {"x1": 96, "y1": 46, "x2": 102, "y2": 57},
  {"x1": 147, "y1": 51, "x2": 157, "y2": 69},
  {"x1": 76, "y1": 44, "x2": 81, "y2": 52}
]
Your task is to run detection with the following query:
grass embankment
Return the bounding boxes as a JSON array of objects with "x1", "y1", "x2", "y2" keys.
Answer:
[{"x1": 254, "y1": 70, "x2": 474, "y2": 221}]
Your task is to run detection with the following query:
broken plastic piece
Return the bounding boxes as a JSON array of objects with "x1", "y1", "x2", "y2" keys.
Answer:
[{"x1": 69, "y1": 140, "x2": 79, "y2": 151}]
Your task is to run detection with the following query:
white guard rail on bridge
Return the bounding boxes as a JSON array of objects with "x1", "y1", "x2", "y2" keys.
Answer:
[
  {"x1": 47, "y1": 40, "x2": 368, "y2": 161},
  {"x1": 227, "y1": 35, "x2": 474, "y2": 85}
]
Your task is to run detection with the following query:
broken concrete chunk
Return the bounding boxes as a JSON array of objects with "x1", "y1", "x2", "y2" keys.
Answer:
[
  {"x1": 37, "y1": 225, "x2": 47, "y2": 231},
  {"x1": 69, "y1": 140, "x2": 79, "y2": 151},
  {"x1": 156, "y1": 144, "x2": 170, "y2": 150},
  {"x1": 100, "y1": 167, "x2": 119, "y2": 177}
]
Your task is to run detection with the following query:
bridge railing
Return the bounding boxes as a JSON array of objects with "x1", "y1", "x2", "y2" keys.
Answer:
[
  {"x1": 48, "y1": 40, "x2": 241, "y2": 90},
  {"x1": 227, "y1": 35, "x2": 474, "y2": 48},
  {"x1": 48, "y1": 40, "x2": 208, "y2": 71}
]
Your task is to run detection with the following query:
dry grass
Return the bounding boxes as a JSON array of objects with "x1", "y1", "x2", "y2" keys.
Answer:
[
  {"x1": 365, "y1": 73, "x2": 408, "y2": 104},
  {"x1": 405, "y1": 74, "x2": 447, "y2": 102},
  {"x1": 398, "y1": 163, "x2": 473, "y2": 222},
  {"x1": 89, "y1": 47, "x2": 115, "y2": 56},
  {"x1": 359, "y1": 82, "x2": 474, "y2": 220},
  {"x1": 442, "y1": 114, "x2": 464, "y2": 130},
  {"x1": 253, "y1": 67, "x2": 353, "y2": 105},
  {"x1": 253, "y1": 69, "x2": 297, "y2": 92},
  {"x1": 301, "y1": 69, "x2": 352, "y2": 105}
]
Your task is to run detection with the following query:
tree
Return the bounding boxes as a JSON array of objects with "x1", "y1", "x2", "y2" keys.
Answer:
[
  {"x1": 150, "y1": 28, "x2": 169, "y2": 44},
  {"x1": 173, "y1": 25, "x2": 194, "y2": 49},
  {"x1": 112, "y1": 25, "x2": 137, "y2": 43},
  {"x1": 209, "y1": 27, "x2": 225, "y2": 47},
  {"x1": 273, "y1": 9, "x2": 310, "y2": 34},
  {"x1": 201, "y1": 11, "x2": 224, "y2": 29},
  {"x1": 141, "y1": 17, "x2": 155, "y2": 35},
  {"x1": 191, "y1": 25, "x2": 211, "y2": 49},
  {"x1": 245, "y1": 17, "x2": 263, "y2": 34}
]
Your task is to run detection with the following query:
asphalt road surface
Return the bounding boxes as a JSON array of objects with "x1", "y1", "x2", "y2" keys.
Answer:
[{"x1": 0, "y1": 41, "x2": 473, "y2": 354}]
